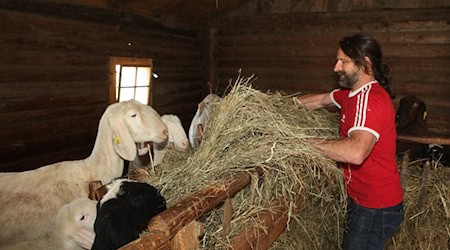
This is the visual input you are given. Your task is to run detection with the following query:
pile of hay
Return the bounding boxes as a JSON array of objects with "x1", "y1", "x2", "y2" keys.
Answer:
[
  {"x1": 387, "y1": 159, "x2": 450, "y2": 249},
  {"x1": 143, "y1": 74, "x2": 347, "y2": 249}
]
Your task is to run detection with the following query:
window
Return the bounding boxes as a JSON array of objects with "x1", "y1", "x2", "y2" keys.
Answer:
[{"x1": 109, "y1": 57, "x2": 153, "y2": 105}]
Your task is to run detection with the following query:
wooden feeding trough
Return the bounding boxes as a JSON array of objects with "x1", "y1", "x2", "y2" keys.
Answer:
[{"x1": 119, "y1": 167, "x2": 301, "y2": 250}]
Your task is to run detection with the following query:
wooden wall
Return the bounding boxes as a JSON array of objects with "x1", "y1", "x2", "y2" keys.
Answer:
[
  {"x1": 0, "y1": 3, "x2": 207, "y2": 172},
  {"x1": 1, "y1": 1, "x2": 449, "y2": 172},
  {"x1": 214, "y1": 5, "x2": 450, "y2": 136}
]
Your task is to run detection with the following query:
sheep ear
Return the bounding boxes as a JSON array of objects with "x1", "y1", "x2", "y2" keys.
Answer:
[{"x1": 109, "y1": 111, "x2": 137, "y2": 161}]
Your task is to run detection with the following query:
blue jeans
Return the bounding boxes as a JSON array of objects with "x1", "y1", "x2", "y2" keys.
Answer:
[{"x1": 343, "y1": 198, "x2": 404, "y2": 250}]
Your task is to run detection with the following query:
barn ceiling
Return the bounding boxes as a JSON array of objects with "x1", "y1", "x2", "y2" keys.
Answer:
[{"x1": 37, "y1": 0, "x2": 249, "y2": 30}]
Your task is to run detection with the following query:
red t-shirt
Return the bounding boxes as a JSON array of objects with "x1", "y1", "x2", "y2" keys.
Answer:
[{"x1": 330, "y1": 81, "x2": 403, "y2": 208}]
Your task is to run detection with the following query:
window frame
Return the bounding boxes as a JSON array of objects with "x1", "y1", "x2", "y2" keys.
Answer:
[{"x1": 108, "y1": 57, "x2": 153, "y2": 105}]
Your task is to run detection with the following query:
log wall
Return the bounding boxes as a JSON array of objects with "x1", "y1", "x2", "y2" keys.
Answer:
[
  {"x1": 215, "y1": 6, "x2": 450, "y2": 136},
  {"x1": 1, "y1": 1, "x2": 449, "y2": 172},
  {"x1": 0, "y1": 3, "x2": 207, "y2": 172}
]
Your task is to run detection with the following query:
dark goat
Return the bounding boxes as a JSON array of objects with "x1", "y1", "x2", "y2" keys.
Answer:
[
  {"x1": 92, "y1": 178, "x2": 166, "y2": 250},
  {"x1": 396, "y1": 96, "x2": 449, "y2": 166},
  {"x1": 396, "y1": 95, "x2": 428, "y2": 135}
]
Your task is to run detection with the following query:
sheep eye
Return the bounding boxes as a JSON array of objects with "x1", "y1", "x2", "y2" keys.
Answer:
[
  {"x1": 131, "y1": 114, "x2": 137, "y2": 118},
  {"x1": 80, "y1": 215, "x2": 85, "y2": 221}
]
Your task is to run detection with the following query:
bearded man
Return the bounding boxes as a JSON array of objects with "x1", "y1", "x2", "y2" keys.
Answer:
[{"x1": 294, "y1": 34, "x2": 403, "y2": 250}]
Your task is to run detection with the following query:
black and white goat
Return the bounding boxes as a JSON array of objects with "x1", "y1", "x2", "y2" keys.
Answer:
[{"x1": 92, "y1": 178, "x2": 166, "y2": 250}]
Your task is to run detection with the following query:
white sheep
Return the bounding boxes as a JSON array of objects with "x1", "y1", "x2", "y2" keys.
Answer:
[
  {"x1": 153, "y1": 114, "x2": 189, "y2": 166},
  {"x1": 0, "y1": 198, "x2": 97, "y2": 250},
  {"x1": 129, "y1": 114, "x2": 189, "y2": 170},
  {"x1": 0, "y1": 100, "x2": 168, "y2": 245},
  {"x1": 188, "y1": 94, "x2": 222, "y2": 149}
]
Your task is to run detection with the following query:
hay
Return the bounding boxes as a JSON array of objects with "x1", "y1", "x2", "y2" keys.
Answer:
[
  {"x1": 142, "y1": 73, "x2": 346, "y2": 249},
  {"x1": 386, "y1": 162, "x2": 450, "y2": 250},
  {"x1": 138, "y1": 74, "x2": 449, "y2": 249}
]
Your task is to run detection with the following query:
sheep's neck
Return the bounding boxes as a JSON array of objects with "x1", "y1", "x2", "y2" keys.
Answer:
[{"x1": 84, "y1": 116, "x2": 124, "y2": 183}]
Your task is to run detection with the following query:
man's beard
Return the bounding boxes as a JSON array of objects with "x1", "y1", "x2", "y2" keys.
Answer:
[{"x1": 337, "y1": 70, "x2": 359, "y2": 89}]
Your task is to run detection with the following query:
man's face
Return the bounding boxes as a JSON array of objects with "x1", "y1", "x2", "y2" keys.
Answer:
[{"x1": 333, "y1": 48, "x2": 361, "y2": 89}]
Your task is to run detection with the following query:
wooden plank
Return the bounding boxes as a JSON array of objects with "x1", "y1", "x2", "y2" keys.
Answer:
[
  {"x1": 152, "y1": 73, "x2": 204, "y2": 82},
  {"x1": 0, "y1": 48, "x2": 106, "y2": 66},
  {"x1": 1, "y1": 147, "x2": 93, "y2": 172},
  {"x1": 0, "y1": 1, "x2": 196, "y2": 37},
  {"x1": 0, "y1": 103, "x2": 105, "y2": 124},
  {"x1": 217, "y1": 67, "x2": 336, "y2": 82},
  {"x1": 155, "y1": 90, "x2": 207, "y2": 109},
  {"x1": 0, "y1": 80, "x2": 107, "y2": 99},
  {"x1": 219, "y1": 56, "x2": 335, "y2": 70},
  {"x1": 154, "y1": 58, "x2": 203, "y2": 68},
  {"x1": 397, "y1": 134, "x2": 450, "y2": 145},
  {"x1": 0, "y1": 113, "x2": 101, "y2": 141},
  {"x1": 393, "y1": 69, "x2": 450, "y2": 85},
  {"x1": 0, "y1": 129, "x2": 96, "y2": 160},
  {"x1": 386, "y1": 57, "x2": 450, "y2": 69},
  {"x1": 153, "y1": 81, "x2": 205, "y2": 96},
  {"x1": 219, "y1": 30, "x2": 450, "y2": 47},
  {"x1": 393, "y1": 82, "x2": 450, "y2": 97},
  {"x1": 0, "y1": 8, "x2": 198, "y2": 43},
  {"x1": 217, "y1": 8, "x2": 450, "y2": 29},
  {"x1": 0, "y1": 131, "x2": 96, "y2": 172},
  {"x1": 0, "y1": 95, "x2": 106, "y2": 113},
  {"x1": 218, "y1": 44, "x2": 450, "y2": 58},
  {"x1": 352, "y1": 0, "x2": 384, "y2": 10},
  {"x1": 0, "y1": 9, "x2": 201, "y2": 55},
  {"x1": 0, "y1": 65, "x2": 106, "y2": 83}
]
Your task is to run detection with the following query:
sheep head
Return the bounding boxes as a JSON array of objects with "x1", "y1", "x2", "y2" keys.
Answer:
[
  {"x1": 197, "y1": 94, "x2": 222, "y2": 115},
  {"x1": 162, "y1": 114, "x2": 189, "y2": 150},
  {"x1": 57, "y1": 198, "x2": 97, "y2": 250},
  {"x1": 396, "y1": 95, "x2": 428, "y2": 131},
  {"x1": 108, "y1": 100, "x2": 168, "y2": 161}
]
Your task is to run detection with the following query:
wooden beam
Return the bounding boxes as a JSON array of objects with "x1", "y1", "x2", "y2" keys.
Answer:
[{"x1": 397, "y1": 134, "x2": 450, "y2": 145}]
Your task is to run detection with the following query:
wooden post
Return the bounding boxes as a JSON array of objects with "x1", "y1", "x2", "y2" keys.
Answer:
[
  {"x1": 249, "y1": 170, "x2": 259, "y2": 204},
  {"x1": 400, "y1": 151, "x2": 409, "y2": 191},
  {"x1": 120, "y1": 171, "x2": 254, "y2": 250},
  {"x1": 417, "y1": 160, "x2": 431, "y2": 209},
  {"x1": 230, "y1": 197, "x2": 302, "y2": 250},
  {"x1": 171, "y1": 221, "x2": 204, "y2": 250},
  {"x1": 222, "y1": 198, "x2": 233, "y2": 237}
]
